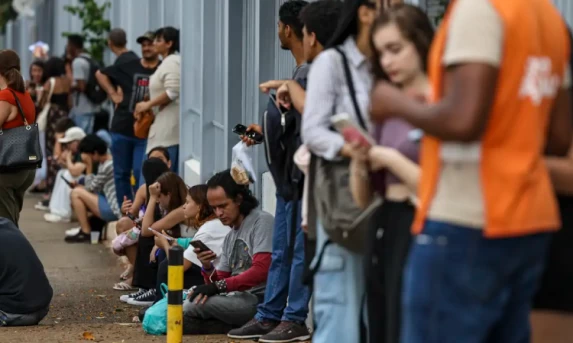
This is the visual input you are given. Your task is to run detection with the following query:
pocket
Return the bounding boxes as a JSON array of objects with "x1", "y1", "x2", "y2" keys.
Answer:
[{"x1": 314, "y1": 251, "x2": 346, "y2": 305}]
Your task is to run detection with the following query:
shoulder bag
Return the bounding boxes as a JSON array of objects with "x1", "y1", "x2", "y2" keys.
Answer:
[{"x1": 0, "y1": 90, "x2": 43, "y2": 172}]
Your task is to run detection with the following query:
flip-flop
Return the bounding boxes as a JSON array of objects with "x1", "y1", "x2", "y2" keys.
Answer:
[
  {"x1": 113, "y1": 282, "x2": 137, "y2": 291},
  {"x1": 120, "y1": 266, "x2": 133, "y2": 280}
]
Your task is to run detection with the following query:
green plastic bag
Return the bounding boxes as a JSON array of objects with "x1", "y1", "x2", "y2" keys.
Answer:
[{"x1": 142, "y1": 284, "x2": 169, "y2": 335}]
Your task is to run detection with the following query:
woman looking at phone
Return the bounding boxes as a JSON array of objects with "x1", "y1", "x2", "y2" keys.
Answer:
[{"x1": 347, "y1": 4, "x2": 433, "y2": 342}]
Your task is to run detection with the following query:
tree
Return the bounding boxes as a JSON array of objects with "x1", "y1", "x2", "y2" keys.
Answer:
[
  {"x1": 0, "y1": 0, "x2": 18, "y2": 34},
  {"x1": 62, "y1": 0, "x2": 111, "y2": 63}
]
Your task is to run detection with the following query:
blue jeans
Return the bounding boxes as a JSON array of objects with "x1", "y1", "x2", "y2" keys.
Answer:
[
  {"x1": 401, "y1": 220, "x2": 551, "y2": 343},
  {"x1": 72, "y1": 112, "x2": 94, "y2": 134},
  {"x1": 139, "y1": 144, "x2": 179, "y2": 187},
  {"x1": 255, "y1": 195, "x2": 310, "y2": 323},
  {"x1": 110, "y1": 133, "x2": 146, "y2": 204},
  {"x1": 97, "y1": 193, "x2": 118, "y2": 222},
  {"x1": 311, "y1": 220, "x2": 366, "y2": 343}
]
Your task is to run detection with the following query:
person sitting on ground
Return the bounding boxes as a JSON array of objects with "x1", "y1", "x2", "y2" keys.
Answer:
[
  {"x1": 65, "y1": 134, "x2": 120, "y2": 243},
  {"x1": 0, "y1": 218, "x2": 52, "y2": 327},
  {"x1": 113, "y1": 147, "x2": 171, "y2": 283},
  {"x1": 150, "y1": 184, "x2": 231, "y2": 303},
  {"x1": 182, "y1": 169, "x2": 274, "y2": 335},
  {"x1": 44, "y1": 120, "x2": 85, "y2": 223},
  {"x1": 120, "y1": 169, "x2": 189, "y2": 303},
  {"x1": 114, "y1": 158, "x2": 170, "y2": 292},
  {"x1": 121, "y1": 172, "x2": 190, "y2": 304}
]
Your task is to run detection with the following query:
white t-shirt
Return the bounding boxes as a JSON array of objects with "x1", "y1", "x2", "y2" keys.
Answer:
[{"x1": 183, "y1": 219, "x2": 231, "y2": 268}]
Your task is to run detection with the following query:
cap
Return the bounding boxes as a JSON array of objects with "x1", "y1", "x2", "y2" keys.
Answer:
[
  {"x1": 58, "y1": 127, "x2": 86, "y2": 144},
  {"x1": 136, "y1": 31, "x2": 155, "y2": 44}
]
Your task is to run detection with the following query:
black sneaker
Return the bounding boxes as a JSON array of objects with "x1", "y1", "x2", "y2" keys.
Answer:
[
  {"x1": 184, "y1": 317, "x2": 238, "y2": 335},
  {"x1": 127, "y1": 288, "x2": 156, "y2": 306},
  {"x1": 227, "y1": 318, "x2": 279, "y2": 339},
  {"x1": 259, "y1": 321, "x2": 311, "y2": 343},
  {"x1": 120, "y1": 288, "x2": 147, "y2": 303},
  {"x1": 64, "y1": 230, "x2": 90, "y2": 243}
]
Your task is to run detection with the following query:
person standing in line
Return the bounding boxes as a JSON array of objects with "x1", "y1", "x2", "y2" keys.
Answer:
[
  {"x1": 229, "y1": 1, "x2": 313, "y2": 340},
  {"x1": 96, "y1": 30, "x2": 160, "y2": 205},
  {"x1": 300, "y1": 0, "x2": 377, "y2": 342},
  {"x1": 66, "y1": 34, "x2": 100, "y2": 134},
  {"x1": 0, "y1": 50, "x2": 39, "y2": 226},
  {"x1": 135, "y1": 27, "x2": 181, "y2": 175},
  {"x1": 369, "y1": 0, "x2": 572, "y2": 342}
]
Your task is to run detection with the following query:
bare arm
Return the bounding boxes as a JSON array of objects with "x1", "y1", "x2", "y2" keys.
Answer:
[
  {"x1": 547, "y1": 88, "x2": 573, "y2": 156},
  {"x1": 38, "y1": 80, "x2": 51, "y2": 109},
  {"x1": 130, "y1": 184, "x2": 146, "y2": 217},
  {"x1": 0, "y1": 101, "x2": 14, "y2": 127},
  {"x1": 141, "y1": 196, "x2": 186, "y2": 238},
  {"x1": 95, "y1": 70, "x2": 121, "y2": 99},
  {"x1": 66, "y1": 152, "x2": 86, "y2": 177},
  {"x1": 546, "y1": 138, "x2": 573, "y2": 195},
  {"x1": 349, "y1": 158, "x2": 374, "y2": 209},
  {"x1": 370, "y1": 147, "x2": 420, "y2": 192}
]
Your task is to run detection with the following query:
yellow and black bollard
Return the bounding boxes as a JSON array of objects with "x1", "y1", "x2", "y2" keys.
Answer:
[{"x1": 167, "y1": 245, "x2": 184, "y2": 343}]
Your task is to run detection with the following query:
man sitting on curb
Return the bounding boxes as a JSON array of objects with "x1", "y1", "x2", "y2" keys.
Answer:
[{"x1": 182, "y1": 169, "x2": 274, "y2": 335}]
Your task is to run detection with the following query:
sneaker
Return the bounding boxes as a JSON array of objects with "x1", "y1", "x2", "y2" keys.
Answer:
[
  {"x1": 65, "y1": 227, "x2": 81, "y2": 236},
  {"x1": 34, "y1": 200, "x2": 50, "y2": 211},
  {"x1": 127, "y1": 288, "x2": 156, "y2": 306},
  {"x1": 64, "y1": 230, "x2": 90, "y2": 243},
  {"x1": 227, "y1": 318, "x2": 279, "y2": 339},
  {"x1": 259, "y1": 321, "x2": 311, "y2": 343},
  {"x1": 44, "y1": 213, "x2": 71, "y2": 223},
  {"x1": 120, "y1": 288, "x2": 147, "y2": 303}
]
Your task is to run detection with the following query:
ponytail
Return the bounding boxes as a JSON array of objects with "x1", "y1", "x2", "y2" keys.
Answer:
[{"x1": 3, "y1": 67, "x2": 25, "y2": 93}]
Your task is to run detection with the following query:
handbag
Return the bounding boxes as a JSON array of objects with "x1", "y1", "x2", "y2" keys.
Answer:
[
  {"x1": 134, "y1": 110, "x2": 154, "y2": 139},
  {"x1": 0, "y1": 90, "x2": 43, "y2": 172},
  {"x1": 37, "y1": 77, "x2": 55, "y2": 132},
  {"x1": 309, "y1": 47, "x2": 381, "y2": 253}
]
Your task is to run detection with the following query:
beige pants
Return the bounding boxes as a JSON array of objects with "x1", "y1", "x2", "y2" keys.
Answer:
[{"x1": 0, "y1": 169, "x2": 35, "y2": 226}]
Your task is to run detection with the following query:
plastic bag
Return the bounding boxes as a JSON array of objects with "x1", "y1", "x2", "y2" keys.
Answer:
[
  {"x1": 142, "y1": 284, "x2": 169, "y2": 335},
  {"x1": 231, "y1": 141, "x2": 256, "y2": 184}
]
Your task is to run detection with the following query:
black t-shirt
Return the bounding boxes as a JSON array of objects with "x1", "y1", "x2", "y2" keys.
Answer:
[
  {"x1": 0, "y1": 218, "x2": 53, "y2": 314},
  {"x1": 101, "y1": 51, "x2": 158, "y2": 136}
]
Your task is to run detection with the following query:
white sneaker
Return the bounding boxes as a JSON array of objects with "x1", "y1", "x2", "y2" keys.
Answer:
[
  {"x1": 127, "y1": 289, "x2": 157, "y2": 306},
  {"x1": 44, "y1": 213, "x2": 71, "y2": 223},
  {"x1": 65, "y1": 227, "x2": 81, "y2": 236},
  {"x1": 120, "y1": 288, "x2": 147, "y2": 303},
  {"x1": 34, "y1": 201, "x2": 50, "y2": 211}
]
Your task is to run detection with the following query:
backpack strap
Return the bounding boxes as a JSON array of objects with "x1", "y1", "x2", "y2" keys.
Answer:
[{"x1": 333, "y1": 47, "x2": 368, "y2": 130}]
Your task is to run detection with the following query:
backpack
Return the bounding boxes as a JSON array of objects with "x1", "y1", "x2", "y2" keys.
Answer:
[
  {"x1": 262, "y1": 77, "x2": 307, "y2": 201},
  {"x1": 77, "y1": 56, "x2": 108, "y2": 105}
]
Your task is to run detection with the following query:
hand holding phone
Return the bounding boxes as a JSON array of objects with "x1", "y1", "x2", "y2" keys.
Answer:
[
  {"x1": 148, "y1": 227, "x2": 174, "y2": 241},
  {"x1": 190, "y1": 240, "x2": 212, "y2": 253},
  {"x1": 233, "y1": 124, "x2": 264, "y2": 144},
  {"x1": 331, "y1": 113, "x2": 375, "y2": 148}
]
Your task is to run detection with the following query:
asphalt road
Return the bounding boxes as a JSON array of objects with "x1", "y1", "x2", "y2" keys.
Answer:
[{"x1": 0, "y1": 195, "x2": 229, "y2": 343}]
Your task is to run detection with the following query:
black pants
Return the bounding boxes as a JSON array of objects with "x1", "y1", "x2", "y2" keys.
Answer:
[
  {"x1": 365, "y1": 200, "x2": 414, "y2": 343},
  {"x1": 155, "y1": 258, "x2": 204, "y2": 302},
  {"x1": 132, "y1": 236, "x2": 158, "y2": 290},
  {"x1": 533, "y1": 195, "x2": 573, "y2": 312}
]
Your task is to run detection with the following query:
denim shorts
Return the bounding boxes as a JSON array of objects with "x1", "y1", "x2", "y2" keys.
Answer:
[{"x1": 98, "y1": 194, "x2": 117, "y2": 222}]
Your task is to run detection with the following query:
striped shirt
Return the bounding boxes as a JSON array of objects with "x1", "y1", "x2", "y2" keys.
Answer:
[
  {"x1": 301, "y1": 37, "x2": 373, "y2": 160},
  {"x1": 85, "y1": 158, "x2": 120, "y2": 218}
]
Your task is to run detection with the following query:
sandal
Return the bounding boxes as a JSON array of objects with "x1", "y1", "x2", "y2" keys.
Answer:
[
  {"x1": 113, "y1": 281, "x2": 137, "y2": 291},
  {"x1": 120, "y1": 265, "x2": 133, "y2": 280}
]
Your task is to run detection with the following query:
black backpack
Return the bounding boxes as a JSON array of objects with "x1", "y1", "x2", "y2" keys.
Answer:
[
  {"x1": 77, "y1": 56, "x2": 108, "y2": 105},
  {"x1": 262, "y1": 78, "x2": 307, "y2": 202}
]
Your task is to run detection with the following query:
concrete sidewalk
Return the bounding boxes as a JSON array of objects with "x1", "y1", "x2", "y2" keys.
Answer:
[{"x1": 0, "y1": 195, "x2": 228, "y2": 343}]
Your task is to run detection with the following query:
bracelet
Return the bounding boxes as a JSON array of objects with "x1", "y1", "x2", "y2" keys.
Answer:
[{"x1": 201, "y1": 264, "x2": 214, "y2": 273}]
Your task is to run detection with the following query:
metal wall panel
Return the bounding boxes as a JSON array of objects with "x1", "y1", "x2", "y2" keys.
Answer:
[{"x1": 554, "y1": 0, "x2": 573, "y2": 27}]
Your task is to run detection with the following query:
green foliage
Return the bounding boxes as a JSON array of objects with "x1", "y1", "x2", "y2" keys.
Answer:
[
  {"x1": 0, "y1": 0, "x2": 18, "y2": 34},
  {"x1": 62, "y1": 0, "x2": 111, "y2": 63}
]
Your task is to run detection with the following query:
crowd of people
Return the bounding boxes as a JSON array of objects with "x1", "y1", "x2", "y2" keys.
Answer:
[{"x1": 0, "y1": 0, "x2": 573, "y2": 342}]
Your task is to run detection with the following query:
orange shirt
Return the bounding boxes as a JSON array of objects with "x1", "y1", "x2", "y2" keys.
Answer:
[
  {"x1": 414, "y1": 0, "x2": 570, "y2": 238},
  {"x1": 0, "y1": 88, "x2": 36, "y2": 130}
]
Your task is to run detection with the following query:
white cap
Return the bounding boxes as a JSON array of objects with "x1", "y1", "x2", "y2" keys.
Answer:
[{"x1": 58, "y1": 127, "x2": 86, "y2": 144}]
